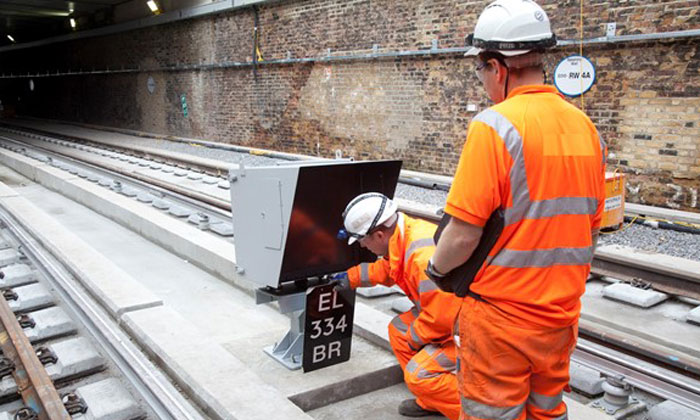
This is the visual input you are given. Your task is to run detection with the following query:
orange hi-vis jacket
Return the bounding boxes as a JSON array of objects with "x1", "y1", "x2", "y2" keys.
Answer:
[
  {"x1": 446, "y1": 85, "x2": 606, "y2": 328},
  {"x1": 347, "y1": 213, "x2": 461, "y2": 348}
]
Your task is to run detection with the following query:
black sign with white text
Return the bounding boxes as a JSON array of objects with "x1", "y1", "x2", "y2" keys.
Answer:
[{"x1": 303, "y1": 284, "x2": 356, "y2": 372}]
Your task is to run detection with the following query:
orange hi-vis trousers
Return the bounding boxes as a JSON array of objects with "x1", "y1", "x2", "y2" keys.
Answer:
[
  {"x1": 389, "y1": 308, "x2": 460, "y2": 420},
  {"x1": 458, "y1": 298, "x2": 578, "y2": 420}
]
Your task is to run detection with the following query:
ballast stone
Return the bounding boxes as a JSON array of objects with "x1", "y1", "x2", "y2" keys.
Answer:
[{"x1": 602, "y1": 282, "x2": 669, "y2": 308}]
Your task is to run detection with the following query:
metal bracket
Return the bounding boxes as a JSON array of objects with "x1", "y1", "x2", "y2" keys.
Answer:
[
  {"x1": 35, "y1": 347, "x2": 58, "y2": 365},
  {"x1": 256, "y1": 287, "x2": 306, "y2": 370},
  {"x1": 16, "y1": 314, "x2": 35, "y2": 329},
  {"x1": 62, "y1": 393, "x2": 89, "y2": 415},
  {"x1": 0, "y1": 356, "x2": 15, "y2": 378},
  {"x1": 590, "y1": 375, "x2": 647, "y2": 418}
]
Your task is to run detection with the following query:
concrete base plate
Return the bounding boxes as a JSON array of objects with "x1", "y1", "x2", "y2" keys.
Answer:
[
  {"x1": 569, "y1": 361, "x2": 604, "y2": 397},
  {"x1": 602, "y1": 282, "x2": 668, "y2": 308}
]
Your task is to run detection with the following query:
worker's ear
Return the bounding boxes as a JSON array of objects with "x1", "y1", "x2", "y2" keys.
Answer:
[{"x1": 491, "y1": 58, "x2": 507, "y2": 83}]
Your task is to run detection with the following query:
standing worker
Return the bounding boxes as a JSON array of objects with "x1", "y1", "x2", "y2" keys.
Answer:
[
  {"x1": 335, "y1": 192, "x2": 461, "y2": 419},
  {"x1": 426, "y1": 1, "x2": 607, "y2": 419}
]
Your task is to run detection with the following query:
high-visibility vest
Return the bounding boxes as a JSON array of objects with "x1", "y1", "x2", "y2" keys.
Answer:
[
  {"x1": 446, "y1": 85, "x2": 606, "y2": 328},
  {"x1": 347, "y1": 213, "x2": 461, "y2": 347}
]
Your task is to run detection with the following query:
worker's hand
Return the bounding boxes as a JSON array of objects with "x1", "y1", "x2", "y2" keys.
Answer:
[{"x1": 330, "y1": 272, "x2": 351, "y2": 291}]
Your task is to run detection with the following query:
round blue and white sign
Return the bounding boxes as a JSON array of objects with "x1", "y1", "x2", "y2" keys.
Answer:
[{"x1": 553, "y1": 55, "x2": 596, "y2": 97}]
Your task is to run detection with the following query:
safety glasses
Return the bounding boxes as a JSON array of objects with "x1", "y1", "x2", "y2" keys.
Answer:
[
  {"x1": 336, "y1": 228, "x2": 366, "y2": 242},
  {"x1": 475, "y1": 61, "x2": 488, "y2": 82}
]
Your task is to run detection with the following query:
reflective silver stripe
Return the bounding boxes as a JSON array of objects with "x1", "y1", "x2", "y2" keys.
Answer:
[
  {"x1": 474, "y1": 109, "x2": 601, "y2": 226},
  {"x1": 404, "y1": 237, "x2": 435, "y2": 262},
  {"x1": 599, "y1": 134, "x2": 607, "y2": 166},
  {"x1": 529, "y1": 411, "x2": 568, "y2": 420},
  {"x1": 360, "y1": 263, "x2": 371, "y2": 287},
  {"x1": 418, "y1": 279, "x2": 439, "y2": 294},
  {"x1": 409, "y1": 324, "x2": 426, "y2": 348},
  {"x1": 406, "y1": 360, "x2": 418, "y2": 373},
  {"x1": 553, "y1": 412, "x2": 568, "y2": 420},
  {"x1": 417, "y1": 368, "x2": 441, "y2": 379},
  {"x1": 390, "y1": 315, "x2": 409, "y2": 334},
  {"x1": 474, "y1": 110, "x2": 529, "y2": 226},
  {"x1": 461, "y1": 396, "x2": 525, "y2": 420},
  {"x1": 491, "y1": 246, "x2": 594, "y2": 268},
  {"x1": 413, "y1": 299, "x2": 421, "y2": 312},
  {"x1": 521, "y1": 197, "x2": 598, "y2": 220},
  {"x1": 528, "y1": 391, "x2": 563, "y2": 411},
  {"x1": 424, "y1": 344, "x2": 438, "y2": 356},
  {"x1": 434, "y1": 353, "x2": 456, "y2": 372}
]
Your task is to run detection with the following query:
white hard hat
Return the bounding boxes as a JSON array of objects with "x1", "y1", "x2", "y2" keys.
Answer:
[
  {"x1": 465, "y1": 0, "x2": 556, "y2": 57},
  {"x1": 342, "y1": 193, "x2": 398, "y2": 245}
]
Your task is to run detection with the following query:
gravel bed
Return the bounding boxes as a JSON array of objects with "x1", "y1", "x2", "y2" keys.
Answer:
[
  {"x1": 599, "y1": 223, "x2": 700, "y2": 261},
  {"x1": 122, "y1": 136, "x2": 700, "y2": 262}
]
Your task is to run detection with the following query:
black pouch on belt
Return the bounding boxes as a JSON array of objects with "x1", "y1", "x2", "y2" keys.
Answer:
[{"x1": 432, "y1": 208, "x2": 505, "y2": 298}]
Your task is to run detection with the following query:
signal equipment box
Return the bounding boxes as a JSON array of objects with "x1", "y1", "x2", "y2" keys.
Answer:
[{"x1": 229, "y1": 159, "x2": 402, "y2": 370}]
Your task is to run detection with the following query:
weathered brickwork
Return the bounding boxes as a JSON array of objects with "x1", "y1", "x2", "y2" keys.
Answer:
[{"x1": 0, "y1": 0, "x2": 699, "y2": 210}]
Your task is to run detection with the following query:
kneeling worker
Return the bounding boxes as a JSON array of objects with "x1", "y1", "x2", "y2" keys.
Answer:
[{"x1": 335, "y1": 192, "x2": 461, "y2": 419}]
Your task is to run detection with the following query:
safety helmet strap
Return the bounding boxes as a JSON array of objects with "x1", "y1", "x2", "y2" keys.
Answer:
[{"x1": 466, "y1": 33, "x2": 557, "y2": 52}]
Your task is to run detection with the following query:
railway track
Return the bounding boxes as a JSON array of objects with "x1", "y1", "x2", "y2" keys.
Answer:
[
  {"x1": 0, "y1": 124, "x2": 697, "y2": 300},
  {"x1": 0, "y1": 208, "x2": 201, "y2": 419},
  {"x1": 0, "y1": 123, "x2": 699, "y2": 416}
]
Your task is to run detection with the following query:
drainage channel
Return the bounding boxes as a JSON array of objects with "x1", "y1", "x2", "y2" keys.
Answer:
[
  {"x1": 0, "y1": 210, "x2": 202, "y2": 420},
  {"x1": 0, "y1": 135, "x2": 234, "y2": 240}
]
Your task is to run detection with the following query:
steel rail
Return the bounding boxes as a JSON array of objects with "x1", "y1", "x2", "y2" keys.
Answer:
[
  {"x1": 4, "y1": 126, "x2": 700, "y2": 303},
  {"x1": 0, "y1": 209, "x2": 204, "y2": 420},
  {"x1": 4, "y1": 127, "x2": 700, "y2": 304},
  {"x1": 0, "y1": 123, "x2": 456, "y2": 193},
  {"x1": 574, "y1": 338, "x2": 700, "y2": 412},
  {"x1": 0, "y1": 295, "x2": 70, "y2": 419},
  {"x1": 591, "y1": 251, "x2": 700, "y2": 301},
  {"x1": 0, "y1": 135, "x2": 233, "y2": 222},
  {"x1": 0, "y1": 125, "x2": 229, "y2": 179}
]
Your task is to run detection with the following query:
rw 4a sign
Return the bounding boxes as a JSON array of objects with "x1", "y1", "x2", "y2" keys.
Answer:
[
  {"x1": 554, "y1": 55, "x2": 596, "y2": 97},
  {"x1": 303, "y1": 284, "x2": 356, "y2": 372}
]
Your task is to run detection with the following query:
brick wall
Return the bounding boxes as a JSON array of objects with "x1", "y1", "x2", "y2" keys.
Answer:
[{"x1": 1, "y1": 0, "x2": 699, "y2": 211}]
